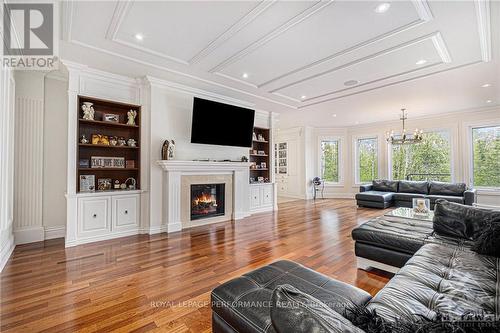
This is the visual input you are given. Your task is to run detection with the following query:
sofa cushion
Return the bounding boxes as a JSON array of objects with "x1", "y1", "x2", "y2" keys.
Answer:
[
  {"x1": 426, "y1": 194, "x2": 464, "y2": 204},
  {"x1": 428, "y1": 181, "x2": 466, "y2": 196},
  {"x1": 433, "y1": 199, "x2": 500, "y2": 240},
  {"x1": 366, "y1": 242, "x2": 499, "y2": 321},
  {"x1": 355, "y1": 191, "x2": 395, "y2": 203},
  {"x1": 471, "y1": 217, "x2": 500, "y2": 257},
  {"x1": 372, "y1": 180, "x2": 398, "y2": 192},
  {"x1": 270, "y1": 284, "x2": 363, "y2": 333},
  {"x1": 393, "y1": 193, "x2": 425, "y2": 202},
  {"x1": 352, "y1": 216, "x2": 434, "y2": 255},
  {"x1": 211, "y1": 260, "x2": 372, "y2": 333},
  {"x1": 398, "y1": 181, "x2": 428, "y2": 194}
]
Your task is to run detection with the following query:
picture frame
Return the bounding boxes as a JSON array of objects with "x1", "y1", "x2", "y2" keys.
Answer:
[
  {"x1": 103, "y1": 113, "x2": 120, "y2": 122},
  {"x1": 91, "y1": 156, "x2": 125, "y2": 168},
  {"x1": 79, "y1": 175, "x2": 95, "y2": 192},
  {"x1": 79, "y1": 159, "x2": 89, "y2": 168},
  {"x1": 91, "y1": 134, "x2": 109, "y2": 145},
  {"x1": 97, "y1": 178, "x2": 112, "y2": 191}
]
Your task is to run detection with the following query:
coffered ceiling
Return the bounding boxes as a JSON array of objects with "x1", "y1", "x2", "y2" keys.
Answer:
[{"x1": 60, "y1": 0, "x2": 499, "y2": 127}]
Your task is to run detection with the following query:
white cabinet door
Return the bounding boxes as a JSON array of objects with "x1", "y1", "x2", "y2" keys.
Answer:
[
  {"x1": 250, "y1": 186, "x2": 261, "y2": 209},
  {"x1": 78, "y1": 197, "x2": 111, "y2": 238},
  {"x1": 112, "y1": 195, "x2": 139, "y2": 232},
  {"x1": 262, "y1": 185, "x2": 273, "y2": 206}
]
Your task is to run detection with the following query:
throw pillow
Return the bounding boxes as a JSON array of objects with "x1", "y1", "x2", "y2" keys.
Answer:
[{"x1": 270, "y1": 284, "x2": 363, "y2": 333}]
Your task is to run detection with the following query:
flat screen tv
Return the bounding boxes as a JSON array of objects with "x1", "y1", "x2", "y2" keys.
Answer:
[{"x1": 191, "y1": 97, "x2": 255, "y2": 148}]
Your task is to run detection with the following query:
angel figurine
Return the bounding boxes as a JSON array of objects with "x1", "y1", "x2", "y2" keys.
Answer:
[
  {"x1": 161, "y1": 140, "x2": 175, "y2": 160},
  {"x1": 127, "y1": 110, "x2": 137, "y2": 125},
  {"x1": 81, "y1": 102, "x2": 95, "y2": 120}
]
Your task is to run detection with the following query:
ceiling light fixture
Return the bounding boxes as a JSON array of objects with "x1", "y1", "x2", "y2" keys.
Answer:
[
  {"x1": 386, "y1": 108, "x2": 423, "y2": 145},
  {"x1": 134, "y1": 33, "x2": 144, "y2": 41},
  {"x1": 242, "y1": 73, "x2": 249, "y2": 79},
  {"x1": 332, "y1": 114, "x2": 337, "y2": 117},
  {"x1": 301, "y1": 95, "x2": 306, "y2": 100},
  {"x1": 482, "y1": 83, "x2": 491, "y2": 88},
  {"x1": 374, "y1": 2, "x2": 391, "y2": 13},
  {"x1": 416, "y1": 59, "x2": 427, "y2": 65},
  {"x1": 486, "y1": 100, "x2": 492, "y2": 103}
]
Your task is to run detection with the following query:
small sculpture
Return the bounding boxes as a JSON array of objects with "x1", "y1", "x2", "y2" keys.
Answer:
[
  {"x1": 127, "y1": 110, "x2": 137, "y2": 125},
  {"x1": 117, "y1": 137, "x2": 126, "y2": 146},
  {"x1": 162, "y1": 139, "x2": 175, "y2": 160},
  {"x1": 127, "y1": 138, "x2": 137, "y2": 147},
  {"x1": 80, "y1": 135, "x2": 89, "y2": 144},
  {"x1": 109, "y1": 136, "x2": 118, "y2": 146},
  {"x1": 81, "y1": 102, "x2": 95, "y2": 120}
]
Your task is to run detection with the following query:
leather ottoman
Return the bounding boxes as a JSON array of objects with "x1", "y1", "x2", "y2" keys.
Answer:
[{"x1": 211, "y1": 260, "x2": 372, "y2": 333}]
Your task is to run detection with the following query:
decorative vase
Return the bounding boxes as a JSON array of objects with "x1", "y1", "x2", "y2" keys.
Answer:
[{"x1": 161, "y1": 140, "x2": 175, "y2": 160}]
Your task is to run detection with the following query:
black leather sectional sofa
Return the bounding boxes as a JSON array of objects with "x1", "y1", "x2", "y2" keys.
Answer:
[
  {"x1": 211, "y1": 201, "x2": 499, "y2": 332},
  {"x1": 355, "y1": 179, "x2": 476, "y2": 208}
]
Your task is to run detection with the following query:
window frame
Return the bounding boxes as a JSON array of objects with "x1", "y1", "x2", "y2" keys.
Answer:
[
  {"x1": 468, "y1": 124, "x2": 500, "y2": 190},
  {"x1": 387, "y1": 128, "x2": 454, "y2": 182},
  {"x1": 353, "y1": 135, "x2": 380, "y2": 185},
  {"x1": 318, "y1": 136, "x2": 343, "y2": 186}
]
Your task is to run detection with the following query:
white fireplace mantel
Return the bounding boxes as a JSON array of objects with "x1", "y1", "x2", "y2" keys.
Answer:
[{"x1": 157, "y1": 160, "x2": 252, "y2": 232}]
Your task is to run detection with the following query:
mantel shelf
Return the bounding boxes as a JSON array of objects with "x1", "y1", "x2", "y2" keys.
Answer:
[
  {"x1": 252, "y1": 140, "x2": 268, "y2": 143},
  {"x1": 79, "y1": 168, "x2": 138, "y2": 171},
  {"x1": 249, "y1": 154, "x2": 268, "y2": 157}
]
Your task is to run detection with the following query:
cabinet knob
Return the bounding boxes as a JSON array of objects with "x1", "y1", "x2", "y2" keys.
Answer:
[
  {"x1": 92, "y1": 214, "x2": 97, "y2": 218},
  {"x1": 124, "y1": 210, "x2": 128, "y2": 215}
]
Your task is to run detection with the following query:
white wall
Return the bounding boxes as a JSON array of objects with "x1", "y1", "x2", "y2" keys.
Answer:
[
  {"x1": 279, "y1": 107, "x2": 500, "y2": 206},
  {"x1": 0, "y1": 66, "x2": 16, "y2": 271},
  {"x1": 43, "y1": 77, "x2": 68, "y2": 234}
]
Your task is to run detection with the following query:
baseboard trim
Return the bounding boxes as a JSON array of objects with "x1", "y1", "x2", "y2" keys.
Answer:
[
  {"x1": 44, "y1": 226, "x2": 66, "y2": 240},
  {"x1": 356, "y1": 257, "x2": 400, "y2": 274},
  {"x1": 0, "y1": 234, "x2": 15, "y2": 273},
  {"x1": 146, "y1": 225, "x2": 168, "y2": 235},
  {"x1": 167, "y1": 222, "x2": 182, "y2": 233},
  {"x1": 14, "y1": 227, "x2": 45, "y2": 245},
  {"x1": 64, "y1": 229, "x2": 140, "y2": 248}
]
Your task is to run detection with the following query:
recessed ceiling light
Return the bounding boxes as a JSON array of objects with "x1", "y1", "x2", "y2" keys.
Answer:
[
  {"x1": 344, "y1": 80, "x2": 359, "y2": 87},
  {"x1": 374, "y1": 2, "x2": 391, "y2": 13},
  {"x1": 486, "y1": 99, "x2": 492, "y2": 103},
  {"x1": 355, "y1": 121, "x2": 360, "y2": 125},
  {"x1": 301, "y1": 95, "x2": 307, "y2": 100},
  {"x1": 242, "y1": 73, "x2": 249, "y2": 79},
  {"x1": 134, "y1": 33, "x2": 144, "y2": 41},
  {"x1": 416, "y1": 59, "x2": 427, "y2": 65},
  {"x1": 332, "y1": 114, "x2": 337, "y2": 117},
  {"x1": 482, "y1": 83, "x2": 491, "y2": 88}
]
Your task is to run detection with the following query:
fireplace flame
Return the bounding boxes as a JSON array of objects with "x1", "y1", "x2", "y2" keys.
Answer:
[{"x1": 192, "y1": 193, "x2": 216, "y2": 207}]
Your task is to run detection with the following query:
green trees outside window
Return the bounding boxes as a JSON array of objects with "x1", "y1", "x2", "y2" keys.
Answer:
[
  {"x1": 320, "y1": 140, "x2": 339, "y2": 182},
  {"x1": 472, "y1": 126, "x2": 500, "y2": 187},
  {"x1": 391, "y1": 131, "x2": 451, "y2": 181},
  {"x1": 357, "y1": 138, "x2": 378, "y2": 183}
]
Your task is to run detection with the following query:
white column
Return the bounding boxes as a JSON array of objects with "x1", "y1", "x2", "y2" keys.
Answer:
[
  {"x1": 164, "y1": 171, "x2": 182, "y2": 233},
  {"x1": 13, "y1": 72, "x2": 46, "y2": 244}
]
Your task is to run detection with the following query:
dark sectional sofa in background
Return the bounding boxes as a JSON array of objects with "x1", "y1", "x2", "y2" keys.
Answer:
[
  {"x1": 355, "y1": 179, "x2": 476, "y2": 209},
  {"x1": 211, "y1": 200, "x2": 499, "y2": 333}
]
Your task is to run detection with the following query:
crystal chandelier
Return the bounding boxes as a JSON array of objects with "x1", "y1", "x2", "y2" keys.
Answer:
[{"x1": 386, "y1": 109, "x2": 423, "y2": 145}]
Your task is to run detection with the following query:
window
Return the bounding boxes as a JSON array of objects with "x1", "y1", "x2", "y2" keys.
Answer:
[
  {"x1": 391, "y1": 131, "x2": 452, "y2": 181},
  {"x1": 472, "y1": 126, "x2": 500, "y2": 188},
  {"x1": 320, "y1": 140, "x2": 339, "y2": 183},
  {"x1": 356, "y1": 137, "x2": 378, "y2": 184}
]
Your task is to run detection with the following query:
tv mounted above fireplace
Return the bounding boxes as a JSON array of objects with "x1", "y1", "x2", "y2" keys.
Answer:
[{"x1": 191, "y1": 97, "x2": 255, "y2": 148}]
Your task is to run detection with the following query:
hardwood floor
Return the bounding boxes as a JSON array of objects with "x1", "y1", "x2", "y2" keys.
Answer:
[{"x1": 1, "y1": 199, "x2": 392, "y2": 332}]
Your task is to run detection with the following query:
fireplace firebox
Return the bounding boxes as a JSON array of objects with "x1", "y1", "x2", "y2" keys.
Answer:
[{"x1": 190, "y1": 184, "x2": 225, "y2": 220}]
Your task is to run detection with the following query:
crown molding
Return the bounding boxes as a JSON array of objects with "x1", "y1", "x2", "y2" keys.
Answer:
[
  {"x1": 189, "y1": 1, "x2": 276, "y2": 65},
  {"x1": 61, "y1": 0, "x2": 75, "y2": 42},
  {"x1": 105, "y1": 1, "x2": 132, "y2": 40},
  {"x1": 144, "y1": 75, "x2": 255, "y2": 108},
  {"x1": 299, "y1": 60, "x2": 484, "y2": 108},
  {"x1": 474, "y1": 0, "x2": 491, "y2": 62},
  {"x1": 411, "y1": 0, "x2": 434, "y2": 22},
  {"x1": 209, "y1": 0, "x2": 333, "y2": 73}
]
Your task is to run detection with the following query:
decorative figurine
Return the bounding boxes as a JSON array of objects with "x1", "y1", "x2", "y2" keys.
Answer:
[
  {"x1": 241, "y1": 156, "x2": 248, "y2": 162},
  {"x1": 117, "y1": 137, "x2": 126, "y2": 146},
  {"x1": 109, "y1": 136, "x2": 118, "y2": 146},
  {"x1": 125, "y1": 177, "x2": 136, "y2": 190},
  {"x1": 113, "y1": 180, "x2": 120, "y2": 189},
  {"x1": 81, "y1": 102, "x2": 95, "y2": 120},
  {"x1": 127, "y1": 138, "x2": 137, "y2": 147},
  {"x1": 80, "y1": 135, "x2": 89, "y2": 144},
  {"x1": 161, "y1": 140, "x2": 175, "y2": 160},
  {"x1": 127, "y1": 110, "x2": 137, "y2": 125}
]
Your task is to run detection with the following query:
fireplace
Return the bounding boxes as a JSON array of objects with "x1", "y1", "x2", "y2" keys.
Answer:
[{"x1": 190, "y1": 184, "x2": 225, "y2": 220}]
